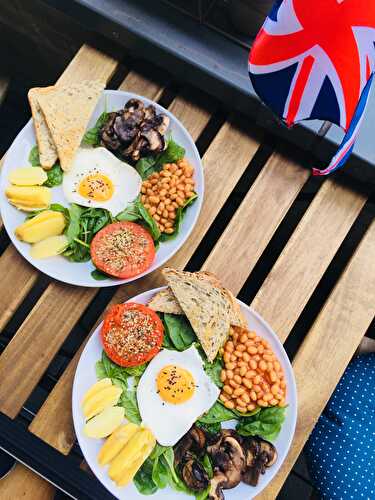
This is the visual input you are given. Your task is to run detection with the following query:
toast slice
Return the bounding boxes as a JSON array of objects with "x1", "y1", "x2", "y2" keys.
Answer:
[
  {"x1": 162, "y1": 268, "x2": 241, "y2": 361},
  {"x1": 148, "y1": 288, "x2": 184, "y2": 315},
  {"x1": 37, "y1": 80, "x2": 104, "y2": 171},
  {"x1": 28, "y1": 87, "x2": 58, "y2": 169},
  {"x1": 149, "y1": 283, "x2": 247, "y2": 328}
]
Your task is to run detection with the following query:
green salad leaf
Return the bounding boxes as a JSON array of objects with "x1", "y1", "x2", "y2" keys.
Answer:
[
  {"x1": 91, "y1": 269, "x2": 109, "y2": 280},
  {"x1": 163, "y1": 314, "x2": 196, "y2": 351},
  {"x1": 134, "y1": 457, "x2": 158, "y2": 495},
  {"x1": 82, "y1": 111, "x2": 109, "y2": 146},
  {"x1": 28, "y1": 145, "x2": 40, "y2": 166},
  {"x1": 196, "y1": 421, "x2": 222, "y2": 435},
  {"x1": 116, "y1": 198, "x2": 161, "y2": 241},
  {"x1": 119, "y1": 388, "x2": 141, "y2": 424},
  {"x1": 135, "y1": 138, "x2": 186, "y2": 180},
  {"x1": 204, "y1": 357, "x2": 223, "y2": 388},
  {"x1": 197, "y1": 401, "x2": 237, "y2": 425},
  {"x1": 44, "y1": 163, "x2": 63, "y2": 187},
  {"x1": 28, "y1": 145, "x2": 63, "y2": 187},
  {"x1": 236, "y1": 406, "x2": 286, "y2": 441},
  {"x1": 159, "y1": 193, "x2": 198, "y2": 242}
]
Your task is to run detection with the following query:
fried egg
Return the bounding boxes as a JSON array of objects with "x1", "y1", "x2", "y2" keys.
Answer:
[
  {"x1": 63, "y1": 147, "x2": 142, "y2": 216},
  {"x1": 137, "y1": 346, "x2": 220, "y2": 446}
]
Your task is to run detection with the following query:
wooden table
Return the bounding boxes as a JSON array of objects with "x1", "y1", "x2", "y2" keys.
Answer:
[{"x1": 0, "y1": 44, "x2": 373, "y2": 500}]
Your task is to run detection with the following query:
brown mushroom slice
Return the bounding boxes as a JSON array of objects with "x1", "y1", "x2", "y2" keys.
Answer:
[
  {"x1": 140, "y1": 129, "x2": 165, "y2": 154},
  {"x1": 154, "y1": 114, "x2": 170, "y2": 135},
  {"x1": 258, "y1": 439, "x2": 278, "y2": 467},
  {"x1": 144, "y1": 105, "x2": 156, "y2": 121},
  {"x1": 181, "y1": 459, "x2": 209, "y2": 492},
  {"x1": 208, "y1": 472, "x2": 226, "y2": 500},
  {"x1": 113, "y1": 115, "x2": 138, "y2": 144}
]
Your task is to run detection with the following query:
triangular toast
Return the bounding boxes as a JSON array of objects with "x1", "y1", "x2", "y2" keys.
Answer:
[
  {"x1": 162, "y1": 268, "x2": 245, "y2": 361},
  {"x1": 36, "y1": 80, "x2": 104, "y2": 171},
  {"x1": 28, "y1": 87, "x2": 58, "y2": 169}
]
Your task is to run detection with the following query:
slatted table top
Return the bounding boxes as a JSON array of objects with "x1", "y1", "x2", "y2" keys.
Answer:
[{"x1": 0, "y1": 44, "x2": 373, "y2": 500}]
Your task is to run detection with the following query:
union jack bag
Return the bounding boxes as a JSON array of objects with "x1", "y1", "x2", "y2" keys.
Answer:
[{"x1": 249, "y1": 0, "x2": 375, "y2": 175}]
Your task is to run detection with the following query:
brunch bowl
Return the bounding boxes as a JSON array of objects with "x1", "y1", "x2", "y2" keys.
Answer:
[
  {"x1": 0, "y1": 91, "x2": 203, "y2": 287},
  {"x1": 72, "y1": 282, "x2": 297, "y2": 500}
]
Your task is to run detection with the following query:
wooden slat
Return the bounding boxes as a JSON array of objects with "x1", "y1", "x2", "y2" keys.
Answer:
[
  {"x1": 0, "y1": 67, "x2": 166, "y2": 420},
  {"x1": 0, "y1": 45, "x2": 119, "y2": 334},
  {"x1": 202, "y1": 150, "x2": 309, "y2": 294},
  {"x1": 258, "y1": 220, "x2": 375, "y2": 499},
  {"x1": 29, "y1": 114, "x2": 262, "y2": 453},
  {"x1": 252, "y1": 179, "x2": 366, "y2": 342},
  {"x1": 0, "y1": 464, "x2": 54, "y2": 499}
]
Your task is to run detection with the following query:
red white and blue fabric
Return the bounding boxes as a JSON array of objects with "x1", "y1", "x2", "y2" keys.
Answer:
[{"x1": 249, "y1": 0, "x2": 375, "y2": 175}]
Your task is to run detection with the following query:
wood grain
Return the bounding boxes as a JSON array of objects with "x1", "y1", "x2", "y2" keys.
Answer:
[
  {"x1": 252, "y1": 179, "x2": 366, "y2": 342},
  {"x1": 29, "y1": 113, "x2": 262, "y2": 454},
  {"x1": 202, "y1": 151, "x2": 309, "y2": 294},
  {"x1": 258, "y1": 220, "x2": 375, "y2": 499},
  {"x1": 0, "y1": 464, "x2": 54, "y2": 499},
  {"x1": 0, "y1": 45, "x2": 119, "y2": 334}
]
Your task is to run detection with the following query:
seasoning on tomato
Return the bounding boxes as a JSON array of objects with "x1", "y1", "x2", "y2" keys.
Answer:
[
  {"x1": 90, "y1": 221, "x2": 155, "y2": 279},
  {"x1": 101, "y1": 302, "x2": 164, "y2": 367}
]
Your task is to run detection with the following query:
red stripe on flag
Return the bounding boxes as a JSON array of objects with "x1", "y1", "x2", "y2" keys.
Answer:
[{"x1": 286, "y1": 55, "x2": 315, "y2": 127}]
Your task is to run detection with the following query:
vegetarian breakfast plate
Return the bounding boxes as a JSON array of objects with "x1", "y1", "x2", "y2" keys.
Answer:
[
  {"x1": 0, "y1": 90, "x2": 203, "y2": 287},
  {"x1": 72, "y1": 280, "x2": 297, "y2": 500}
]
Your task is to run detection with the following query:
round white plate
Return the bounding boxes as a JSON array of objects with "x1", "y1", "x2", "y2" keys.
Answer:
[
  {"x1": 0, "y1": 91, "x2": 204, "y2": 287},
  {"x1": 72, "y1": 288, "x2": 297, "y2": 500}
]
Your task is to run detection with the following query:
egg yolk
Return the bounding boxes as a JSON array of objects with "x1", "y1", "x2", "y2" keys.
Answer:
[
  {"x1": 78, "y1": 174, "x2": 114, "y2": 202},
  {"x1": 156, "y1": 365, "x2": 195, "y2": 404}
]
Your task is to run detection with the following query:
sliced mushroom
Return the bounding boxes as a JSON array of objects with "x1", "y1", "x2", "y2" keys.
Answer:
[
  {"x1": 144, "y1": 104, "x2": 156, "y2": 121},
  {"x1": 181, "y1": 459, "x2": 209, "y2": 492},
  {"x1": 208, "y1": 435, "x2": 245, "y2": 499},
  {"x1": 141, "y1": 129, "x2": 165, "y2": 153},
  {"x1": 113, "y1": 115, "x2": 138, "y2": 143},
  {"x1": 174, "y1": 425, "x2": 206, "y2": 467},
  {"x1": 241, "y1": 436, "x2": 278, "y2": 487},
  {"x1": 258, "y1": 439, "x2": 278, "y2": 467}
]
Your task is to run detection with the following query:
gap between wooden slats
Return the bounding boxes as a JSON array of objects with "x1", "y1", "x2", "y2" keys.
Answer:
[
  {"x1": 257, "y1": 220, "x2": 375, "y2": 500},
  {"x1": 0, "y1": 45, "x2": 119, "y2": 335},
  {"x1": 29, "y1": 116, "x2": 262, "y2": 452}
]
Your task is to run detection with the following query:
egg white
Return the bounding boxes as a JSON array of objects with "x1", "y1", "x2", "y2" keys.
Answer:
[
  {"x1": 137, "y1": 345, "x2": 220, "y2": 446},
  {"x1": 63, "y1": 147, "x2": 142, "y2": 216}
]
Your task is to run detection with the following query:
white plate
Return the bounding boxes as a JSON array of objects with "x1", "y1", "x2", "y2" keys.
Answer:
[
  {"x1": 0, "y1": 91, "x2": 204, "y2": 287},
  {"x1": 72, "y1": 288, "x2": 297, "y2": 500}
]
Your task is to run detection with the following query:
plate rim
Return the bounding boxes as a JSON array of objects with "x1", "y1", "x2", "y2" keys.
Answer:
[
  {"x1": 0, "y1": 90, "x2": 204, "y2": 287},
  {"x1": 72, "y1": 286, "x2": 298, "y2": 500}
]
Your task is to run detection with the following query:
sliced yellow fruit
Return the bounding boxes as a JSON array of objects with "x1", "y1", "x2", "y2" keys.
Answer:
[
  {"x1": 30, "y1": 235, "x2": 68, "y2": 259},
  {"x1": 9, "y1": 167, "x2": 48, "y2": 186},
  {"x1": 84, "y1": 406, "x2": 125, "y2": 439},
  {"x1": 109, "y1": 428, "x2": 155, "y2": 482},
  {"x1": 114, "y1": 454, "x2": 146, "y2": 487},
  {"x1": 82, "y1": 378, "x2": 113, "y2": 406},
  {"x1": 98, "y1": 422, "x2": 139, "y2": 466},
  {"x1": 83, "y1": 385, "x2": 123, "y2": 420},
  {"x1": 15, "y1": 211, "x2": 65, "y2": 243},
  {"x1": 6, "y1": 186, "x2": 51, "y2": 210}
]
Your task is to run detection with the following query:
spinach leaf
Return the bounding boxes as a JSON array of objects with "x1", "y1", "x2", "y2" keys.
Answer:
[
  {"x1": 82, "y1": 111, "x2": 109, "y2": 146},
  {"x1": 135, "y1": 200, "x2": 161, "y2": 240},
  {"x1": 91, "y1": 269, "x2": 109, "y2": 281},
  {"x1": 134, "y1": 458, "x2": 158, "y2": 495},
  {"x1": 95, "y1": 360, "x2": 107, "y2": 380},
  {"x1": 196, "y1": 421, "x2": 222, "y2": 435},
  {"x1": 196, "y1": 489, "x2": 209, "y2": 500},
  {"x1": 202, "y1": 454, "x2": 213, "y2": 479},
  {"x1": 97, "y1": 351, "x2": 146, "y2": 380},
  {"x1": 135, "y1": 156, "x2": 157, "y2": 180},
  {"x1": 116, "y1": 201, "x2": 141, "y2": 222},
  {"x1": 152, "y1": 454, "x2": 169, "y2": 489},
  {"x1": 154, "y1": 139, "x2": 185, "y2": 168},
  {"x1": 163, "y1": 314, "x2": 196, "y2": 351},
  {"x1": 198, "y1": 401, "x2": 237, "y2": 425},
  {"x1": 204, "y1": 357, "x2": 223, "y2": 388},
  {"x1": 159, "y1": 193, "x2": 198, "y2": 242},
  {"x1": 44, "y1": 163, "x2": 63, "y2": 187},
  {"x1": 28, "y1": 145, "x2": 63, "y2": 186},
  {"x1": 28, "y1": 145, "x2": 40, "y2": 166},
  {"x1": 118, "y1": 388, "x2": 141, "y2": 424},
  {"x1": 236, "y1": 406, "x2": 286, "y2": 441},
  {"x1": 65, "y1": 204, "x2": 82, "y2": 243}
]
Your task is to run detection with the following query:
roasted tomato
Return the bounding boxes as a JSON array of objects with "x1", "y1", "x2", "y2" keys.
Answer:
[
  {"x1": 90, "y1": 221, "x2": 155, "y2": 279},
  {"x1": 101, "y1": 302, "x2": 164, "y2": 367}
]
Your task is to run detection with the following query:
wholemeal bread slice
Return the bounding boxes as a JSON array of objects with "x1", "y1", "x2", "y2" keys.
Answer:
[
  {"x1": 162, "y1": 268, "x2": 242, "y2": 361},
  {"x1": 28, "y1": 87, "x2": 58, "y2": 169},
  {"x1": 36, "y1": 80, "x2": 104, "y2": 171},
  {"x1": 148, "y1": 288, "x2": 184, "y2": 315}
]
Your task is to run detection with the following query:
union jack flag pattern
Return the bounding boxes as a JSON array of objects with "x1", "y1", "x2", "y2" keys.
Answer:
[{"x1": 249, "y1": 0, "x2": 375, "y2": 175}]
